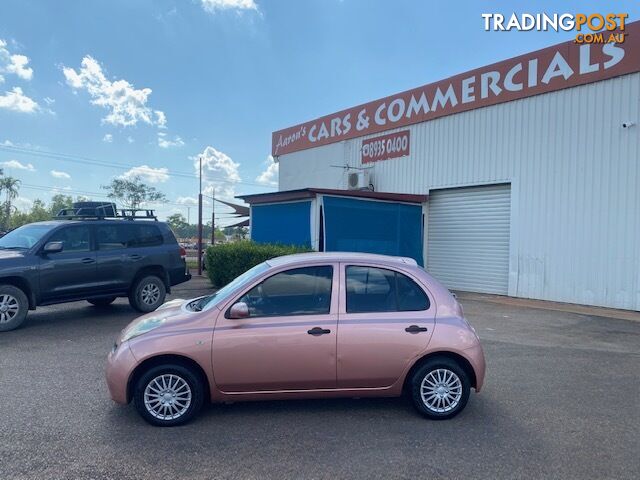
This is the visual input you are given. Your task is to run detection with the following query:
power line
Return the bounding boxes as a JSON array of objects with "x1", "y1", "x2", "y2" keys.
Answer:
[{"x1": 0, "y1": 144, "x2": 275, "y2": 189}]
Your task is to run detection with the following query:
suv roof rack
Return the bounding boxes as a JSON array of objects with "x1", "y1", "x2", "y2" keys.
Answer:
[{"x1": 55, "y1": 202, "x2": 158, "y2": 221}]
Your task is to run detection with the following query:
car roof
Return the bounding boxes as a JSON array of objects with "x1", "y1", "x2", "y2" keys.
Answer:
[
  {"x1": 27, "y1": 219, "x2": 166, "y2": 226},
  {"x1": 266, "y1": 251, "x2": 418, "y2": 267}
]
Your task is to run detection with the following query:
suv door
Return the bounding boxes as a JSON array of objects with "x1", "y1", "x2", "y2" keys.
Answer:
[
  {"x1": 213, "y1": 264, "x2": 338, "y2": 392},
  {"x1": 95, "y1": 223, "x2": 134, "y2": 294},
  {"x1": 38, "y1": 225, "x2": 98, "y2": 301},
  {"x1": 337, "y1": 264, "x2": 435, "y2": 389}
]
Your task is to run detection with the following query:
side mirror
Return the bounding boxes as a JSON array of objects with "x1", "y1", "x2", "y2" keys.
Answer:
[
  {"x1": 43, "y1": 241, "x2": 64, "y2": 254},
  {"x1": 229, "y1": 302, "x2": 249, "y2": 319}
]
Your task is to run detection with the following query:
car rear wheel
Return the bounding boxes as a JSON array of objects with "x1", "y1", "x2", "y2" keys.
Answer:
[
  {"x1": 129, "y1": 275, "x2": 166, "y2": 312},
  {"x1": 87, "y1": 297, "x2": 117, "y2": 307},
  {"x1": 410, "y1": 357, "x2": 470, "y2": 420},
  {"x1": 133, "y1": 364, "x2": 204, "y2": 427},
  {"x1": 0, "y1": 285, "x2": 29, "y2": 332}
]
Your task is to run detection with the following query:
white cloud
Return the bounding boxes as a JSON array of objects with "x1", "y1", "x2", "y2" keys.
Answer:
[
  {"x1": 256, "y1": 154, "x2": 278, "y2": 186},
  {"x1": 102, "y1": 133, "x2": 113, "y2": 143},
  {"x1": 127, "y1": 136, "x2": 135, "y2": 144},
  {"x1": 0, "y1": 87, "x2": 39, "y2": 113},
  {"x1": 50, "y1": 170, "x2": 71, "y2": 179},
  {"x1": 157, "y1": 132, "x2": 184, "y2": 148},
  {"x1": 155, "y1": 110, "x2": 167, "y2": 129},
  {"x1": 193, "y1": 146, "x2": 241, "y2": 199},
  {"x1": 201, "y1": 0, "x2": 258, "y2": 13},
  {"x1": 1, "y1": 159, "x2": 35, "y2": 171},
  {"x1": 44, "y1": 96, "x2": 55, "y2": 105},
  {"x1": 63, "y1": 55, "x2": 159, "y2": 127},
  {"x1": 0, "y1": 39, "x2": 34, "y2": 82},
  {"x1": 122, "y1": 165, "x2": 170, "y2": 183},
  {"x1": 14, "y1": 196, "x2": 33, "y2": 211},
  {"x1": 176, "y1": 196, "x2": 198, "y2": 206}
]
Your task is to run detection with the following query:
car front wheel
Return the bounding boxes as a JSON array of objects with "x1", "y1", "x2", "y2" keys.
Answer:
[
  {"x1": 410, "y1": 357, "x2": 471, "y2": 420},
  {"x1": 133, "y1": 364, "x2": 204, "y2": 426},
  {"x1": 0, "y1": 285, "x2": 29, "y2": 332},
  {"x1": 129, "y1": 275, "x2": 166, "y2": 312}
]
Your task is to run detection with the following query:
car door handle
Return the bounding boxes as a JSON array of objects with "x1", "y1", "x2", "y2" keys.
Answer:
[
  {"x1": 129, "y1": 254, "x2": 142, "y2": 261},
  {"x1": 405, "y1": 325, "x2": 428, "y2": 333},
  {"x1": 307, "y1": 327, "x2": 331, "y2": 336},
  {"x1": 81, "y1": 257, "x2": 96, "y2": 264}
]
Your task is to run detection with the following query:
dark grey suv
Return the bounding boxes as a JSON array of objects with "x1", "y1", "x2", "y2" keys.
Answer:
[{"x1": 0, "y1": 217, "x2": 190, "y2": 332}]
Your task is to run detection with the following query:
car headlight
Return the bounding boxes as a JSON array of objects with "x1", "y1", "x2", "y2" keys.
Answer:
[{"x1": 121, "y1": 316, "x2": 167, "y2": 342}]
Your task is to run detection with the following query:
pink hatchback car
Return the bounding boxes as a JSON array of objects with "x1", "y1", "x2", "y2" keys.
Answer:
[{"x1": 106, "y1": 252, "x2": 485, "y2": 426}]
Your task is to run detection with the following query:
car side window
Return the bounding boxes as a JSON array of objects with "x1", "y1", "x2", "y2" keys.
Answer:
[
  {"x1": 346, "y1": 266, "x2": 430, "y2": 313},
  {"x1": 96, "y1": 224, "x2": 132, "y2": 250},
  {"x1": 130, "y1": 225, "x2": 163, "y2": 248},
  {"x1": 48, "y1": 226, "x2": 91, "y2": 252},
  {"x1": 237, "y1": 266, "x2": 333, "y2": 318}
]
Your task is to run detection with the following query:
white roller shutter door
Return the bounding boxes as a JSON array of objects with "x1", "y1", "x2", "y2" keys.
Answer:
[{"x1": 427, "y1": 184, "x2": 511, "y2": 294}]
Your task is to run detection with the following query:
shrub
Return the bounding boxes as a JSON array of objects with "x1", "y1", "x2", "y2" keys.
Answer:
[{"x1": 205, "y1": 241, "x2": 312, "y2": 288}]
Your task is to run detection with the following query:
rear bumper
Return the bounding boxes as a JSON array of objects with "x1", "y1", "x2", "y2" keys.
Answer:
[
  {"x1": 169, "y1": 265, "x2": 191, "y2": 286},
  {"x1": 463, "y1": 342, "x2": 486, "y2": 392}
]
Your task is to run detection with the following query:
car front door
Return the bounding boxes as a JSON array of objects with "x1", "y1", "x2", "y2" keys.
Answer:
[
  {"x1": 336, "y1": 264, "x2": 436, "y2": 389},
  {"x1": 38, "y1": 225, "x2": 99, "y2": 301},
  {"x1": 213, "y1": 264, "x2": 338, "y2": 392}
]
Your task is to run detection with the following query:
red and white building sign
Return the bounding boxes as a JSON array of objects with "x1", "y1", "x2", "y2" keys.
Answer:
[
  {"x1": 272, "y1": 22, "x2": 640, "y2": 157},
  {"x1": 361, "y1": 130, "x2": 410, "y2": 164}
]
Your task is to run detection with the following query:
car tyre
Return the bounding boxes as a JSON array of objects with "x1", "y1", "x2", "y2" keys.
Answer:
[
  {"x1": 129, "y1": 275, "x2": 166, "y2": 313},
  {"x1": 134, "y1": 364, "x2": 204, "y2": 427},
  {"x1": 410, "y1": 357, "x2": 470, "y2": 420},
  {"x1": 87, "y1": 297, "x2": 117, "y2": 307},
  {"x1": 0, "y1": 285, "x2": 29, "y2": 332}
]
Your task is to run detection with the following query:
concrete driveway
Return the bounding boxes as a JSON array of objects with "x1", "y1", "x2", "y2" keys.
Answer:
[{"x1": 0, "y1": 278, "x2": 638, "y2": 479}]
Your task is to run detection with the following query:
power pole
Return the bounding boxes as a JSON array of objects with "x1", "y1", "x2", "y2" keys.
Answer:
[
  {"x1": 197, "y1": 155, "x2": 203, "y2": 276},
  {"x1": 210, "y1": 188, "x2": 215, "y2": 245}
]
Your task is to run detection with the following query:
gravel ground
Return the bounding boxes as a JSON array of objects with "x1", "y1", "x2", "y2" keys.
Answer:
[{"x1": 1, "y1": 277, "x2": 638, "y2": 479}]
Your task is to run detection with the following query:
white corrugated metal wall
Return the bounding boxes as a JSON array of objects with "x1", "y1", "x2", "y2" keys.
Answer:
[
  {"x1": 427, "y1": 184, "x2": 511, "y2": 295},
  {"x1": 278, "y1": 73, "x2": 640, "y2": 310}
]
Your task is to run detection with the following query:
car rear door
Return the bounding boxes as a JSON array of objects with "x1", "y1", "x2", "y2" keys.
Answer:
[
  {"x1": 38, "y1": 225, "x2": 99, "y2": 301},
  {"x1": 95, "y1": 223, "x2": 133, "y2": 293},
  {"x1": 213, "y1": 264, "x2": 338, "y2": 392},
  {"x1": 336, "y1": 263, "x2": 435, "y2": 389}
]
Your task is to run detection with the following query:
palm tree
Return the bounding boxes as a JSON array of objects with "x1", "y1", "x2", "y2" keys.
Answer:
[{"x1": 0, "y1": 176, "x2": 21, "y2": 228}]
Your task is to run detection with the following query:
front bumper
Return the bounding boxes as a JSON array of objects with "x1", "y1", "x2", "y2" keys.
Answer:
[{"x1": 105, "y1": 342, "x2": 138, "y2": 404}]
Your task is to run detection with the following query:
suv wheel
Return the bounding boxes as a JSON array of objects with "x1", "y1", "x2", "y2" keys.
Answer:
[
  {"x1": 410, "y1": 357, "x2": 470, "y2": 420},
  {"x1": 133, "y1": 364, "x2": 204, "y2": 426},
  {"x1": 87, "y1": 297, "x2": 117, "y2": 307},
  {"x1": 129, "y1": 275, "x2": 166, "y2": 312},
  {"x1": 0, "y1": 285, "x2": 29, "y2": 332}
]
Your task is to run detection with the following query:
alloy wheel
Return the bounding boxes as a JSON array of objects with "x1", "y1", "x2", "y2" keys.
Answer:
[
  {"x1": 0, "y1": 294, "x2": 20, "y2": 324},
  {"x1": 143, "y1": 374, "x2": 192, "y2": 421},
  {"x1": 141, "y1": 283, "x2": 161, "y2": 306},
  {"x1": 420, "y1": 368, "x2": 463, "y2": 413}
]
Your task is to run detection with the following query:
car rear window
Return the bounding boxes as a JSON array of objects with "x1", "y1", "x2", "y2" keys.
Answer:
[
  {"x1": 97, "y1": 223, "x2": 163, "y2": 250},
  {"x1": 346, "y1": 266, "x2": 430, "y2": 313}
]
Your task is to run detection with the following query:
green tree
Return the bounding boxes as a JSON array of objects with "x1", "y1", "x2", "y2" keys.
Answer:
[
  {"x1": 48, "y1": 194, "x2": 74, "y2": 217},
  {"x1": 0, "y1": 174, "x2": 21, "y2": 229},
  {"x1": 101, "y1": 175, "x2": 166, "y2": 210}
]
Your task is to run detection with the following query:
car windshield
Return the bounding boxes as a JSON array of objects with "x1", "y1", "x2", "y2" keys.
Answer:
[
  {"x1": 191, "y1": 262, "x2": 270, "y2": 312},
  {"x1": 0, "y1": 224, "x2": 55, "y2": 250}
]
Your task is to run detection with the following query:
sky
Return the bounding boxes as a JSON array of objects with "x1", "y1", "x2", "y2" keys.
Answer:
[{"x1": 0, "y1": 0, "x2": 638, "y2": 224}]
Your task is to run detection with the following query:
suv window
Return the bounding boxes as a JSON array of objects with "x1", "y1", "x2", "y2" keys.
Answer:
[
  {"x1": 346, "y1": 266, "x2": 429, "y2": 313},
  {"x1": 48, "y1": 226, "x2": 91, "y2": 252},
  {"x1": 130, "y1": 224, "x2": 163, "y2": 248},
  {"x1": 237, "y1": 266, "x2": 333, "y2": 317},
  {"x1": 96, "y1": 223, "x2": 163, "y2": 250}
]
